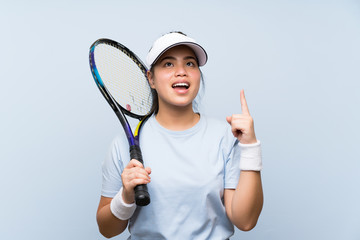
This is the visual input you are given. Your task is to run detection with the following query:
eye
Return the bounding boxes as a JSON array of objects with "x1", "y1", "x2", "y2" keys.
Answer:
[
  {"x1": 164, "y1": 62, "x2": 173, "y2": 67},
  {"x1": 186, "y1": 61, "x2": 196, "y2": 67}
]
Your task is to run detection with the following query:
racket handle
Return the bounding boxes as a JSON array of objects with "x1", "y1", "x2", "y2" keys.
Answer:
[
  {"x1": 134, "y1": 184, "x2": 150, "y2": 206},
  {"x1": 130, "y1": 145, "x2": 151, "y2": 206}
]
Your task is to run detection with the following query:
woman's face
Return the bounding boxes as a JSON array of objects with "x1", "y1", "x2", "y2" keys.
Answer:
[{"x1": 147, "y1": 45, "x2": 201, "y2": 111}]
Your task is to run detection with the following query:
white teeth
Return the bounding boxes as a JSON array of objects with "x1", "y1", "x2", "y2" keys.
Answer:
[{"x1": 172, "y1": 83, "x2": 189, "y2": 88}]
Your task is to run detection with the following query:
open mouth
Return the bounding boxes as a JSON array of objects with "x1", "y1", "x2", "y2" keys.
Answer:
[{"x1": 172, "y1": 82, "x2": 189, "y2": 89}]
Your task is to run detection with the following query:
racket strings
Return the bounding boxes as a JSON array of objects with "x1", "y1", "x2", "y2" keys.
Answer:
[{"x1": 94, "y1": 43, "x2": 152, "y2": 116}]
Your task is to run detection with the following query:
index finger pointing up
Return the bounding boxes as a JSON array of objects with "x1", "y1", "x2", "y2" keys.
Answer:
[{"x1": 240, "y1": 89, "x2": 250, "y2": 115}]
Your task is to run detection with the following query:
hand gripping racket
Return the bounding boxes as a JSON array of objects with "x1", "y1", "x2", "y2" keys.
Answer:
[{"x1": 89, "y1": 38, "x2": 153, "y2": 206}]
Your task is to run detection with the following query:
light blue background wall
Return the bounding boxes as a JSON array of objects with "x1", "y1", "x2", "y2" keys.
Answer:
[{"x1": 1, "y1": 0, "x2": 359, "y2": 239}]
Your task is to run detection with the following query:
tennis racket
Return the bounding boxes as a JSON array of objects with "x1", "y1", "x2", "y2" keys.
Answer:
[{"x1": 89, "y1": 38, "x2": 153, "y2": 206}]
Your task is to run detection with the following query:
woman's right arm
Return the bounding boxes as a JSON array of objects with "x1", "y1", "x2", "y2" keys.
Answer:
[
  {"x1": 97, "y1": 159, "x2": 151, "y2": 238},
  {"x1": 96, "y1": 196, "x2": 128, "y2": 238}
]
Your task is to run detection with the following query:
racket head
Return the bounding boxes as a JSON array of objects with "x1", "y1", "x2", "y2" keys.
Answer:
[{"x1": 89, "y1": 38, "x2": 153, "y2": 119}]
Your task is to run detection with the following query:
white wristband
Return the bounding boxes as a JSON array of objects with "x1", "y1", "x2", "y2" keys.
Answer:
[
  {"x1": 110, "y1": 187, "x2": 136, "y2": 220},
  {"x1": 238, "y1": 140, "x2": 263, "y2": 171}
]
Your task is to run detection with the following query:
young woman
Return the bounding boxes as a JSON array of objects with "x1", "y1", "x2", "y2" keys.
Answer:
[{"x1": 96, "y1": 32, "x2": 263, "y2": 239}]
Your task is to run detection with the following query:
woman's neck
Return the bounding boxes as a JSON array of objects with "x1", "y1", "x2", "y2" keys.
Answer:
[{"x1": 155, "y1": 104, "x2": 200, "y2": 131}]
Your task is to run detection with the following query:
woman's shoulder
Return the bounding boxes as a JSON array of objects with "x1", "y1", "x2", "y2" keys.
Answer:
[
  {"x1": 109, "y1": 133, "x2": 130, "y2": 153},
  {"x1": 202, "y1": 114, "x2": 229, "y2": 130},
  {"x1": 201, "y1": 115, "x2": 234, "y2": 140},
  {"x1": 201, "y1": 115, "x2": 238, "y2": 153}
]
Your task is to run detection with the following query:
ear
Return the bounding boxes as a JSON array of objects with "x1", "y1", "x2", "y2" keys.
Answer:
[{"x1": 147, "y1": 70, "x2": 156, "y2": 89}]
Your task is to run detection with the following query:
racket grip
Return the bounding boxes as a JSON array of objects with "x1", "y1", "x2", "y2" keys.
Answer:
[{"x1": 130, "y1": 145, "x2": 150, "y2": 206}]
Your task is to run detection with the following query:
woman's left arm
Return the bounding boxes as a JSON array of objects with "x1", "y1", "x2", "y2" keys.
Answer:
[
  {"x1": 224, "y1": 89, "x2": 264, "y2": 231},
  {"x1": 224, "y1": 172, "x2": 263, "y2": 231}
]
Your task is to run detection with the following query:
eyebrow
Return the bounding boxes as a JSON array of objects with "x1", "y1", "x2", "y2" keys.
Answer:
[{"x1": 159, "y1": 55, "x2": 197, "y2": 63}]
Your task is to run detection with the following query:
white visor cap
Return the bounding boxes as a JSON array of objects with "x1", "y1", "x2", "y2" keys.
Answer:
[{"x1": 146, "y1": 32, "x2": 208, "y2": 68}]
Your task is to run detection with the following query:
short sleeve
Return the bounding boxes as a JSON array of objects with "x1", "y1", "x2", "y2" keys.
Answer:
[
  {"x1": 223, "y1": 127, "x2": 241, "y2": 189},
  {"x1": 101, "y1": 135, "x2": 128, "y2": 198}
]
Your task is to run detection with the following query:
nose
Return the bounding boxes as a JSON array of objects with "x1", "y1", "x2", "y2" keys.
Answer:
[{"x1": 175, "y1": 65, "x2": 187, "y2": 77}]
